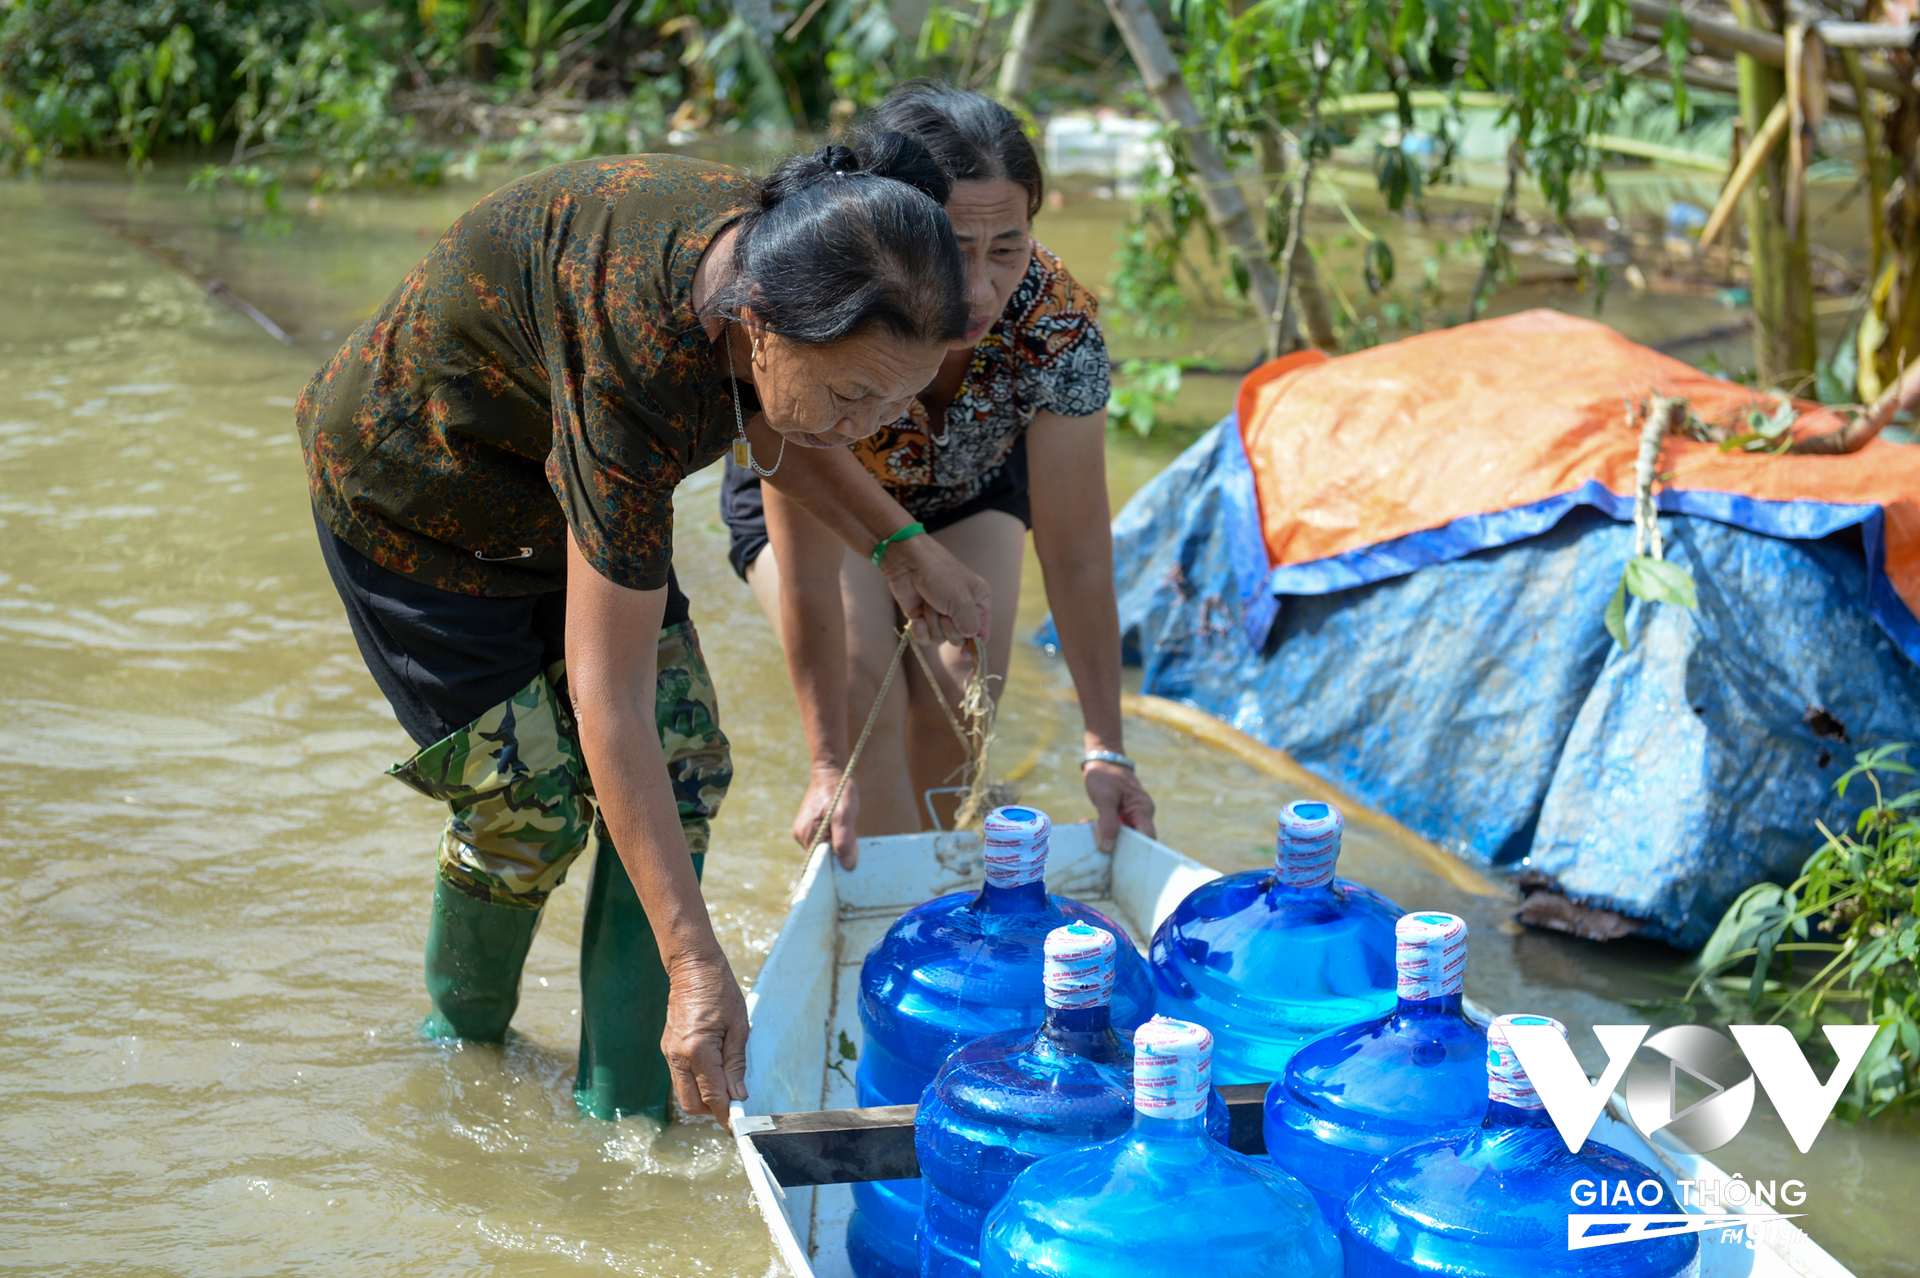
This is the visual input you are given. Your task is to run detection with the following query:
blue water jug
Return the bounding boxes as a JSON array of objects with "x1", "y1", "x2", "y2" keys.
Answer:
[
  {"x1": 916, "y1": 923, "x2": 1229, "y2": 1277},
  {"x1": 849, "y1": 806, "x2": 1156, "y2": 1278},
  {"x1": 979, "y1": 1015, "x2": 1341, "y2": 1277},
  {"x1": 1342, "y1": 1014, "x2": 1701, "y2": 1277},
  {"x1": 1148, "y1": 800, "x2": 1400, "y2": 1082},
  {"x1": 1264, "y1": 910, "x2": 1488, "y2": 1224}
]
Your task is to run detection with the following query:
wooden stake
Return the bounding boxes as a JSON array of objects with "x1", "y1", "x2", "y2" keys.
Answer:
[
  {"x1": 1698, "y1": 95, "x2": 1790, "y2": 252},
  {"x1": 996, "y1": 0, "x2": 1045, "y2": 99},
  {"x1": 1783, "y1": 23, "x2": 1804, "y2": 239},
  {"x1": 1838, "y1": 50, "x2": 1886, "y2": 295}
]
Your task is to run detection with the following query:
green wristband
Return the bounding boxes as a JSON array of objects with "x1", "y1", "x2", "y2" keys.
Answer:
[{"x1": 870, "y1": 521, "x2": 926, "y2": 567}]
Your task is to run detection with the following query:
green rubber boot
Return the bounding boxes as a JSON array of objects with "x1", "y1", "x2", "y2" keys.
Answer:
[
  {"x1": 574, "y1": 832, "x2": 706, "y2": 1122},
  {"x1": 421, "y1": 876, "x2": 542, "y2": 1043}
]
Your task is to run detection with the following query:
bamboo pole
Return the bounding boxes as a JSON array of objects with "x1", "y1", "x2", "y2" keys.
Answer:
[
  {"x1": 1624, "y1": 0, "x2": 1907, "y2": 96},
  {"x1": 1589, "y1": 134, "x2": 1729, "y2": 171},
  {"x1": 1101, "y1": 0, "x2": 1284, "y2": 327},
  {"x1": 1698, "y1": 95, "x2": 1789, "y2": 250},
  {"x1": 1783, "y1": 24, "x2": 1825, "y2": 240},
  {"x1": 996, "y1": 0, "x2": 1045, "y2": 99},
  {"x1": 1730, "y1": 0, "x2": 1817, "y2": 384},
  {"x1": 1839, "y1": 50, "x2": 1888, "y2": 296}
]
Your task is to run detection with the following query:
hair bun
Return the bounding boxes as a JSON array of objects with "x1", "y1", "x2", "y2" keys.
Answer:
[
  {"x1": 760, "y1": 145, "x2": 853, "y2": 205},
  {"x1": 854, "y1": 130, "x2": 952, "y2": 207},
  {"x1": 759, "y1": 133, "x2": 954, "y2": 209}
]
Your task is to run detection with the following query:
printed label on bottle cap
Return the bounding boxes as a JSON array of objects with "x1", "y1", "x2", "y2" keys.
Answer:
[
  {"x1": 1275, "y1": 800, "x2": 1343, "y2": 887},
  {"x1": 1044, "y1": 923, "x2": 1116, "y2": 1009},
  {"x1": 1133, "y1": 1015, "x2": 1212, "y2": 1120},
  {"x1": 1396, "y1": 911, "x2": 1468, "y2": 1000},
  {"x1": 982, "y1": 805, "x2": 1049, "y2": 888},
  {"x1": 1486, "y1": 1013, "x2": 1567, "y2": 1108}
]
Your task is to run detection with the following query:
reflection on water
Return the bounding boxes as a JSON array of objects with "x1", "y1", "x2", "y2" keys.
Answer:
[{"x1": 0, "y1": 169, "x2": 1910, "y2": 1277}]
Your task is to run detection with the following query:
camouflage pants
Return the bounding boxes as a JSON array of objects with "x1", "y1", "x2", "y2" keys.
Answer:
[{"x1": 388, "y1": 621, "x2": 732, "y2": 909}]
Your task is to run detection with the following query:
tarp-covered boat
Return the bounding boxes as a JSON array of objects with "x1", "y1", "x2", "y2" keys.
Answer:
[{"x1": 1079, "y1": 312, "x2": 1920, "y2": 948}]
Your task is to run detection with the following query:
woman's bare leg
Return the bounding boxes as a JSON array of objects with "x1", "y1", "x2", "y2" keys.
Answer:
[
  {"x1": 743, "y1": 547, "x2": 783, "y2": 642},
  {"x1": 838, "y1": 550, "x2": 919, "y2": 834},
  {"x1": 759, "y1": 492, "x2": 1026, "y2": 838}
]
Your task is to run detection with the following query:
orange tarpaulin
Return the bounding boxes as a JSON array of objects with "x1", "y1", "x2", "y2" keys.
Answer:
[{"x1": 1235, "y1": 310, "x2": 1920, "y2": 632}]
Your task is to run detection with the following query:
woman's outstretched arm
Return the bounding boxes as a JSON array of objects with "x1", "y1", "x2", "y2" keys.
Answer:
[
  {"x1": 753, "y1": 415, "x2": 991, "y2": 646},
  {"x1": 762, "y1": 483, "x2": 865, "y2": 869},
  {"x1": 564, "y1": 531, "x2": 748, "y2": 1127},
  {"x1": 1028, "y1": 409, "x2": 1156, "y2": 850}
]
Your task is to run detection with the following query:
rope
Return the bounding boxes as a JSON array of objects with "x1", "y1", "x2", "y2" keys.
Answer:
[
  {"x1": 807, "y1": 628, "x2": 911, "y2": 856},
  {"x1": 906, "y1": 635, "x2": 1016, "y2": 830},
  {"x1": 807, "y1": 627, "x2": 1012, "y2": 855},
  {"x1": 1633, "y1": 394, "x2": 1682, "y2": 560},
  {"x1": 906, "y1": 636, "x2": 981, "y2": 756}
]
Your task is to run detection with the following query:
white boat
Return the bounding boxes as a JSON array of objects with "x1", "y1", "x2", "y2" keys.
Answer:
[{"x1": 726, "y1": 827, "x2": 1854, "y2": 1278}]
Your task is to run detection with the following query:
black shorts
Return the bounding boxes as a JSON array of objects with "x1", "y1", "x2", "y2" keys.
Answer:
[
  {"x1": 718, "y1": 447, "x2": 1033, "y2": 581},
  {"x1": 314, "y1": 507, "x2": 690, "y2": 747}
]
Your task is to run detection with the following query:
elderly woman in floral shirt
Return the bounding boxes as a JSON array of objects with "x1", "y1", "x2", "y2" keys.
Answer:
[
  {"x1": 724, "y1": 84, "x2": 1157, "y2": 869},
  {"x1": 300, "y1": 135, "x2": 987, "y2": 1129}
]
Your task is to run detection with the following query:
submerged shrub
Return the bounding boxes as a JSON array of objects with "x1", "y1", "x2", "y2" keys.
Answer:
[
  {"x1": 0, "y1": 0, "x2": 323, "y2": 166},
  {"x1": 1686, "y1": 745, "x2": 1920, "y2": 1122}
]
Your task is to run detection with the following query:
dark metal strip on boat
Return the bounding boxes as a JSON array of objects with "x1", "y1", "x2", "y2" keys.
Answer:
[{"x1": 744, "y1": 1084, "x2": 1270, "y2": 1187}]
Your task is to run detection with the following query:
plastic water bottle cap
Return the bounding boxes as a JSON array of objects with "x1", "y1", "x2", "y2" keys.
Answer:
[
  {"x1": 1486, "y1": 1013, "x2": 1567, "y2": 1108},
  {"x1": 983, "y1": 805, "x2": 1050, "y2": 888},
  {"x1": 1275, "y1": 799, "x2": 1343, "y2": 887},
  {"x1": 1043, "y1": 922, "x2": 1116, "y2": 1009},
  {"x1": 1396, "y1": 912, "x2": 1468, "y2": 1000},
  {"x1": 1133, "y1": 1015, "x2": 1212, "y2": 1120}
]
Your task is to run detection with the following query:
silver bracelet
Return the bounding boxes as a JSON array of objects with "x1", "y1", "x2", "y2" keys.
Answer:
[{"x1": 1081, "y1": 749, "x2": 1136, "y2": 772}]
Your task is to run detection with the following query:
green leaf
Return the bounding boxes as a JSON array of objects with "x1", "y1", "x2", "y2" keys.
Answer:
[
  {"x1": 1364, "y1": 237, "x2": 1395, "y2": 293},
  {"x1": 1623, "y1": 555, "x2": 1698, "y2": 609},
  {"x1": 1605, "y1": 573, "x2": 1629, "y2": 650},
  {"x1": 1107, "y1": 358, "x2": 1184, "y2": 438},
  {"x1": 1659, "y1": 9, "x2": 1692, "y2": 123},
  {"x1": 1759, "y1": 399, "x2": 1799, "y2": 437}
]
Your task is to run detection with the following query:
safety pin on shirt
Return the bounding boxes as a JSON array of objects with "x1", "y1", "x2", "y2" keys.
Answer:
[{"x1": 474, "y1": 547, "x2": 535, "y2": 561}]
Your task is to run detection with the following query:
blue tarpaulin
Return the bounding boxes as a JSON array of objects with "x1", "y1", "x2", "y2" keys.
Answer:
[{"x1": 1078, "y1": 419, "x2": 1920, "y2": 950}]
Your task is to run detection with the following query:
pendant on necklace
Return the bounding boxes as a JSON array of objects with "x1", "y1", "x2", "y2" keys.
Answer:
[{"x1": 733, "y1": 437, "x2": 751, "y2": 468}]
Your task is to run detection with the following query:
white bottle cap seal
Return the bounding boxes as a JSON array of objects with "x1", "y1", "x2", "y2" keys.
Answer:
[
  {"x1": 1133, "y1": 1015, "x2": 1212, "y2": 1120},
  {"x1": 1275, "y1": 800, "x2": 1343, "y2": 887},
  {"x1": 1043, "y1": 923, "x2": 1116, "y2": 1010},
  {"x1": 1395, "y1": 912, "x2": 1469, "y2": 1000},
  {"x1": 1486, "y1": 1013, "x2": 1567, "y2": 1109},
  {"x1": 982, "y1": 805, "x2": 1050, "y2": 888}
]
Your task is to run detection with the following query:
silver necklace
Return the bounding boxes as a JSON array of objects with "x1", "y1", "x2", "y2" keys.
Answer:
[{"x1": 727, "y1": 323, "x2": 785, "y2": 478}]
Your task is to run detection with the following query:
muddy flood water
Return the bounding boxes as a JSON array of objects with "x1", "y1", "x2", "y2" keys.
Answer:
[{"x1": 2, "y1": 164, "x2": 1915, "y2": 1276}]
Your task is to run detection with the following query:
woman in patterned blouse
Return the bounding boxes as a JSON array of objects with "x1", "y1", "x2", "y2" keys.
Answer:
[
  {"x1": 300, "y1": 136, "x2": 992, "y2": 1130},
  {"x1": 722, "y1": 84, "x2": 1157, "y2": 867}
]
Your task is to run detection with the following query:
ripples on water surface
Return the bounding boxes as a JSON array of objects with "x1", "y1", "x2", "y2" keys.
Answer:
[{"x1": 0, "y1": 171, "x2": 1913, "y2": 1276}]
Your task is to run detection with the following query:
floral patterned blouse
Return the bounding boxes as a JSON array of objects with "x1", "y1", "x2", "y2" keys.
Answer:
[
  {"x1": 298, "y1": 155, "x2": 756, "y2": 596},
  {"x1": 846, "y1": 241, "x2": 1109, "y2": 523}
]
